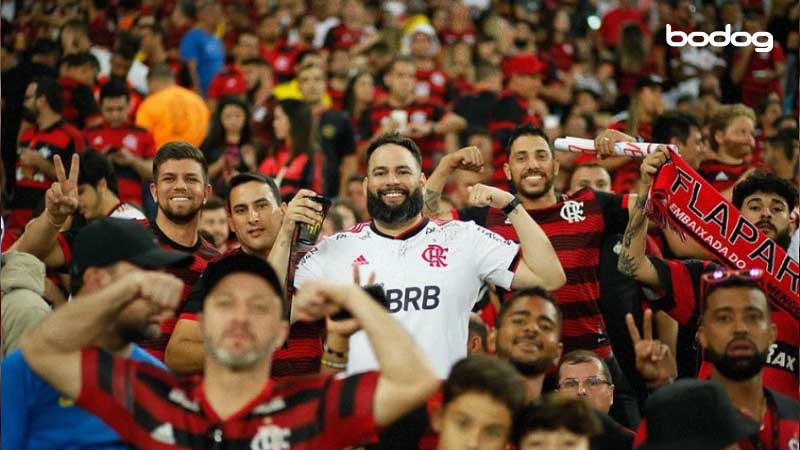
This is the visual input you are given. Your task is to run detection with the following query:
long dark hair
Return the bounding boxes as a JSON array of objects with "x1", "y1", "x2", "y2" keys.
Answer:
[
  {"x1": 343, "y1": 71, "x2": 372, "y2": 118},
  {"x1": 202, "y1": 96, "x2": 252, "y2": 154},
  {"x1": 276, "y1": 99, "x2": 314, "y2": 159}
]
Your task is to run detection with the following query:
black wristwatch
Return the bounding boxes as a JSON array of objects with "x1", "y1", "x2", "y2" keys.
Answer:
[{"x1": 502, "y1": 196, "x2": 522, "y2": 215}]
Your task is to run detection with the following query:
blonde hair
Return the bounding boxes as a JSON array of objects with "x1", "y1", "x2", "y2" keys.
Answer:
[{"x1": 708, "y1": 104, "x2": 756, "y2": 151}]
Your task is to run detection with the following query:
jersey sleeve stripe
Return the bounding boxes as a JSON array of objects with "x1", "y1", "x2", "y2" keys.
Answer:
[
  {"x1": 98, "y1": 349, "x2": 115, "y2": 395},
  {"x1": 338, "y1": 374, "x2": 360, "y2": 418}
]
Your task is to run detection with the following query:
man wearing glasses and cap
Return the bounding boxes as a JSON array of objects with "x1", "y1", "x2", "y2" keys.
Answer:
[
  {"x1": 2, "y1": 218, "x2": 192, "y2": 450},
  {"x1": 618, "y1": 148, "x2": 799, "y2": 402}
]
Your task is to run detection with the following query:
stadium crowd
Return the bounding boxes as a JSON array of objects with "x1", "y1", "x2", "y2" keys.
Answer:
[{"x1": 0, "y1": 0, "x2": 798, "y2": 449}]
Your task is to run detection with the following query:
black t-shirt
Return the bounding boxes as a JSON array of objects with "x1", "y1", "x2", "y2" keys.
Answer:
[{"x1": 318, "y1": 109, "x2": 355, "y2": 197}]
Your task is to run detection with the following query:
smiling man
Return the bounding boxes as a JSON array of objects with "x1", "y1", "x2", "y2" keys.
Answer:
[
  {"x1": 425, "y1": 124, "x2": 642, "y2": 427},
  {"x1": 165, "y1": 172, "x2": 323, "y2": 375},
  {"x1": 302, "y1": 132, "x2": 564, "y2": 379},
  {"x1": 619, "y1": 152, "x2": 799, "y2": 400}
]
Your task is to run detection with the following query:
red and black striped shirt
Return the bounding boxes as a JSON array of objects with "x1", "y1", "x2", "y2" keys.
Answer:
[
  {"x1": 455, "y1": 188, "x2": 630, "y2": 358},
  {"x1": 697, "y1": 159, "x2": 751, "y2": 193},
  {"x1": 358, "y1": 101, "x2": 445, "y2": 174},
  {"x1": 647, "y1": 258, "x2": 799, "y2": 400},
  {"x1": 177, "y1": 247, "x2": 325, "y2": 380},
  {"x1": 10, "y1": 120, "x2": 86, "y2": 231},
  {"x1": 58, "y1": 76, "x2": 101, "y2": 129},
  {"x1": 139, "y1": 221, "x2": 220, "y2": 360},
  {"x1": 83, "y1": 122, "x2": 157, "y2": 206},
  {"x1": 76, "y1": 348, "x2": 380, "y2": 450}
]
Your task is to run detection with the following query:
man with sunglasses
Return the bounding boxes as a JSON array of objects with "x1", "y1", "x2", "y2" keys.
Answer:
[{"x1": 618, "y1": 148, "x2": 799, "y2": 400}]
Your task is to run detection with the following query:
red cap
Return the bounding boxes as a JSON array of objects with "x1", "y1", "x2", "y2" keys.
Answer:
[{"x1": 502, "y1": 54, "x2": 546, "y2": 78}]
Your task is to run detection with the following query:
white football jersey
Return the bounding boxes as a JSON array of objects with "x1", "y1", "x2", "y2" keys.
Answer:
[{"x1": 294, "y1": 218, "x2": 520, "y2": 377}]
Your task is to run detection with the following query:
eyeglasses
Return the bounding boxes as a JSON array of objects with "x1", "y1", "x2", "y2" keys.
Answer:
[{"x1": 558, "y1": 376, "x2": 611, "y2": 392}]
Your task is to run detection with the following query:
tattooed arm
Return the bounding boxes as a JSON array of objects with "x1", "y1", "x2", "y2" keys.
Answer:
[
  {"x1": 617, "y1": 148, "x2": 672, "y2": 287},
  {"x1": 423, "y1": 146, "x2": 484, "y2": 220}
]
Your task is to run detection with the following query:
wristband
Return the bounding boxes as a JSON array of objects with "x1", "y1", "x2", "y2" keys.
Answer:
[
  {"x1": 321, "y1": 359, "x2": 347, "y2": 370},
  {"x1": 323, "y1": 343, "x2": 348, "y2": 358},
  {"x1": 501, "y1": 196, "x2": 522, "y2": 215}
]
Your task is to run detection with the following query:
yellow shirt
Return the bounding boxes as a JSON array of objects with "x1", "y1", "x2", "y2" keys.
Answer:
[{"x1": 135, "y1": 85, "x2": 210, "y2": 149}]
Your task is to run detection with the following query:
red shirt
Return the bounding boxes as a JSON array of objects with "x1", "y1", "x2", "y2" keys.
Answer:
[
  {"x1": 415, "y1": 68, "x2": 452, "y2": 106},
  {"x1": 76, "y1": 348, "x2": 381, "y2": 450},
  {"x1": 697, "y1": 159, "x2": 750, "y2": 193},
  {"x1": 261, "y1": 41, "x2": 307, "y2": 83},
  {"x1": 258, "y1": 144, "x2": 318, "y2": 200},
  {"x1": 58, "y1": 76, "x2": 101, "y2": 129},
  {"x1": 545, "y1": 41, "x2": 577, "y2": 73},
  {"x1": 649, "y1": 258, "x2": 798, "y2": 399},
  {"x1": 323, "y1": 24, "x2": 365, "y2": 51},
  {"x1": 207, "y1": 65, "x2": 247, "y2": 99},
  {"x1": 358, "y1": 101, "x2": 446, "y2": 174},
  {"x1": 456, "y1": 189, "x2": 631, "y2": 358},
  {"x1": 736, "y1": 390, "x2": 799, "y2": 450},
  {"x1": 733, "y1": 43, "x2": 786, "y2": 108},
  {"x1": 10, "y1": 120, "x2": 86, "y2": 230},
  {"x1": 83, "y1": 122, "x2": 157, "y2": 206}
]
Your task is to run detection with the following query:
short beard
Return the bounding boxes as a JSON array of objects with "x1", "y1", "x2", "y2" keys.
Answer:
[
  {"x1": 159, "y1": 202, "x2": 201, "y2": 225},
  {"x1": 509, "y1": 356, "x2": 555, "y2": 377},
  {"x1": 367, "y1": 186, "x2": 423, "y2": 226},
  {"x1": 512, "y1": 172, "x2": 555, "y2": 201},
  {"x1": 775, "y1": 228, "x2": 791, "y2": 250},
  {"x1": 705, "y1": 346, "x2": 767, "y2": 381},
  {"x1": 204, "y1": 340, "x2": 273, "y2": 371}
]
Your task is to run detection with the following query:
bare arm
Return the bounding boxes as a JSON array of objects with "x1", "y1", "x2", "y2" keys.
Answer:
[
  {"x1": 20, "y1": 270, "x2": 183, "y2": 399},
  {"x1": 617, "y1": 151, "x2": 666, "y2": 287},
  {"x1": 466, "y1": 184, "x2": 566, "y2": 291},
  {"x1": 293, "y1": 281, "x2": 439, "y2": 428},
  {"x1": 9, "y1": 154, "x2": 79, "y2": 268},
  {"x1": 422, "y1": 146, "x2": 484, "y2": 220},
  {"x1": 730, "y1": 46, "x2": 754, "y2": 84},
  {"x1": 164, "y1": 319, "x2": 205, "y2": 374},
  {"x1": 266, "y1": 190, "x2": 323, "y2": 288},
  {"x1": 433, "y1": 112, "x2": 467, "y2": 135}
]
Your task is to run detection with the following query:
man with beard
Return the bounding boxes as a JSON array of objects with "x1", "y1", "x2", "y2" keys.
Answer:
[
  {"x1": 698, "y1": 104, "x2": 758, "y2": 198},
  {"x1": 165, "y1": 174, "x2": 323, "y2": 376},
  {"x1": 492, "y1": 288, "x2": 635, "y2": 449},
  {"x1": 424, "y1": 124, "x2": 642, "y2": 427},
  {"x1": 299, "y1": 132, "x2": 564, "y2": 379},
  {"x1": 11, "y1": 142, "x2": 220, "y2": 361},
  {"x1": 17, "y1": 252, "x2": 440, "y2": 449},
  {"x1": 696, "y1": 272, "x2": 798, "y2": 449},
  {"x1": 7, "y1": 77, "x2": 86, "y2": 235},
  {"x1": 618, "y1": 150, "x2": 799, "y2": 400},
  {"x1": 2, "y1": 218, "x2": 191, "y2": 450}
]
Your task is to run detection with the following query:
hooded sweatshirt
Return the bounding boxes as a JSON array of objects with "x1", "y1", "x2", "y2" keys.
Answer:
[{"x1": 1, "y1": 251, "x2": 50, "y2": 357}]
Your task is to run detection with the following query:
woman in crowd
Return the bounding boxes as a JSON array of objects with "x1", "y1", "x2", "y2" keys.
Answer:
[{"x1": 258, "y1": 99, "x2": 319, "y2": 201}]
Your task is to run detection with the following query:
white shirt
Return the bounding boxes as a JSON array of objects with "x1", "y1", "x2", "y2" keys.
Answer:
[{"x1": 294, "y1": 218, "x2": 520, "y2": 377}]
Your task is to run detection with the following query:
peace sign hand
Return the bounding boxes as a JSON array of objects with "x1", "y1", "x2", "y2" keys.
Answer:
[
  {"x1": 45, "y1": 154, "x2": 80, "y2": 225},
  {"x1": 626, "y1": 309, "x2": 677, "y2": 388}
]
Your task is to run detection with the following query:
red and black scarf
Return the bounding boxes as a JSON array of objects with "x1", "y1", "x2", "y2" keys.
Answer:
[{"x1": 647, "y1": 150, "x2": 799, "y2": 320}]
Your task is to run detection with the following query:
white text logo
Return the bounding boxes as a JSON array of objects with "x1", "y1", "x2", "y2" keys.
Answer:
[{"x1": 666, "y1": 24, "x2": 773, "y2": 53}]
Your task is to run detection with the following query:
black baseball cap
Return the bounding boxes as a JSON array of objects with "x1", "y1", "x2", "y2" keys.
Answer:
[
  {"x1": 637, "y1": 379, "x2": 759, "y2": 450},
  {"x1": 635, "y1": 74, "x2": 665, "y2": 91},
  {"x1": 71, "y1": 218, "x2": 192, "y2": 286},
  {"x1": 196, "y1": 251, "x2": 285, "y2": 316}
]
